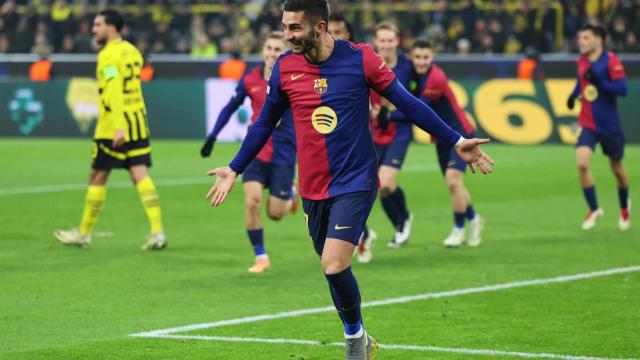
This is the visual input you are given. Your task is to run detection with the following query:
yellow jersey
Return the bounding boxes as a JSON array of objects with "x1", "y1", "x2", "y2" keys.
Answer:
[{"x1": 95, "y1": 39, "x2": 149, "y2": 141}]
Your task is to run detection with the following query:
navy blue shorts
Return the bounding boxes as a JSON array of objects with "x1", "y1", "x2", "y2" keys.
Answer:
[
  {"x1": 436, "y1": 143, "x2": 467, "y2": 175},
  {"x1": 302, "y1": 190, "x2": 377, "y2": 256},
  {"x1": 242, "y1": 159, "x2": 295, "y2": 200},
  {"x1": 576, "y1": 128, "x2": 625, "y2": 161},
  {"x1": 376, "y1": 141, "x2": 410, "y2": 169}
]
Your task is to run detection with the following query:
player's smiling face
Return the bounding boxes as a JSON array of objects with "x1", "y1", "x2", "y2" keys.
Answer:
[
  {"x1": 282, "y1": 11, "x2": 321, "y2": 55},
  {"x1": 92, "y1": 15, "x2": 109, "y2": 46},
  {"x1": 262, "y1": 38, "x2": 286, "y2": 68},
  {"x1": 411, "y1": 47, "x2": 434, "y2": 75},
  {"x1": 374, "y1": 29, "x2": 399, "y2": 59}
]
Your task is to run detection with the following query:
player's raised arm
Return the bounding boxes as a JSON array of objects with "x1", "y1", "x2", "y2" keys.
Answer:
[
  {"x1": 206, "y1": 60, "x2": 290, "y2": 207},
  {"x1": 201, "y1": 77, "x2": 249, "y2": 157},
  {"x1": 101, "y1": 57, "x2": 128, "y2": 147}
]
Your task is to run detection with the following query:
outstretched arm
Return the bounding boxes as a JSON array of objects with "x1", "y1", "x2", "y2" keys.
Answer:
[
  {"x1": 201, "y1": 78, "x2": 248, "y2": 157},
  {"x1": 382, "y1": 79, "x2": 461, "y2": 144}
]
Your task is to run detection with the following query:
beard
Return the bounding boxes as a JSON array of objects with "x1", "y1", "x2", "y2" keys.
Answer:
[
  {"x1": 94, "y1": 34, "x2": 107, "y2": 47},
  {"x1": 290, "y1": 29, "x2": 318, "y2": 54}
]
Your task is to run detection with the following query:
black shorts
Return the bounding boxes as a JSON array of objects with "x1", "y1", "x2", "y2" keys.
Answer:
[
  {"x1": 436, "y1": 143, "x2": 467, "y2": 175},
  {"x1": 91, "y1": 139, "x2": 152, "y2": 170},
  {"x1": 576, "y1": 128, "x2": 625, "y2": 161},
  {"x1": 375, "y1": 141, "x2": 410, "y2": 169},
  {"x1": 242, "y1": 159, "x2": 296, "y2": 200},
  {"x1": 302, "y1": 190, "x2": 377, "y2": 256}
]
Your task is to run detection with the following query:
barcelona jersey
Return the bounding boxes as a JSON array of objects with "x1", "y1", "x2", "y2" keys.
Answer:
[
  {"x1": 418, "y1": 64, "x2": 475, "y2": 142},
  {"x1": 265, "y1": 40, "x2": 397, "y2": 200},
  {"x1": 230, "y1": 65, "x2": 296, "y2": 166},
  {"x1": 575, "y1": 51, "x2": 626, "y2": 135},
  {"x1": 370, "y1": 54, "x2": 414, "y2": 145}
]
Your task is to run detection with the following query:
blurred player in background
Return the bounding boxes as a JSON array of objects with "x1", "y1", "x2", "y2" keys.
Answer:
[
  {"x1": 206, "y1": 0, "x2": 494, "y2": 358},
  {"x1": 201, "y1": 31, "x2": 298, "y2": 273},
  {"x1": 363, "y1": 21, "x2": 415, "y2": 256},
  {"x1": 567, "y1": 24, "x2": 631, "y2": 231},
  {"x1": 54, "y1": 9, "x2": 165, "y2": 250},
  {"x1": 328, "y1": 13, "x2": 354, "y2": 41},
  {"x1": 411, "y1": 39, "x2": 485, "y2": 247}
]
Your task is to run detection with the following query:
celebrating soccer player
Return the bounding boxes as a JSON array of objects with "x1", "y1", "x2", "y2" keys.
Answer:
[
  {"x1": 55, "y1": 10, "x2": 166, "y2": 250},
  {"x1": 206, "y1": 1, "x2": 494, "y2": 358},
  {"x1": 567, "y1": 24, "x2": 631, "y2": 231},
  {"x1": 200, "y1": 32, "x2": 298, "y2": 273},
  {"x1": 364, "y1": 22, "x2": 415, "y2": 257},
  {"x1": 410, "y1": 39, "x2": 485, "y2": 247}
]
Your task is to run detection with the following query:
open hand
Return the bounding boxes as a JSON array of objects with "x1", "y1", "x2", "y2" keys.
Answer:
[
  {"x1": 206, "y1": 166, "x2": 238, "y2": 207},
  {"x1": 455, "y1": 138, "x2": 495, "y2": 174}
]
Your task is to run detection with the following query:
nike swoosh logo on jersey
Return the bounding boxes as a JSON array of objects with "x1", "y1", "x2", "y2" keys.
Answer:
[
  {"x1": 334, "y1": 224, "x2": 352, "y2": 230},
  {"x1": 291, "y1": 73, "x2": 305, "y2": 80},
  {"x1": 378, "y1": 62, "x2": 385, "y2": 69}
]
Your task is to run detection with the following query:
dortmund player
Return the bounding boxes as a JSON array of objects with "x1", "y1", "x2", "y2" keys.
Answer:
[{"x1": 55, "y1": 9, "x2": 165, "y2": 250}]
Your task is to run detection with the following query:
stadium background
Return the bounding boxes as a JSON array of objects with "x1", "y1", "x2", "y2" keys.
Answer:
[{"x1": 1, "y1": 1, "x2": 639, "y2": 359}]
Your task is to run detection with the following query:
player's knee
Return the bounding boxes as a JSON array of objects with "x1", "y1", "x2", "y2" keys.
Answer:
[
  {"x1": 245, "y1": 197, "x2": 261, "y2": 214},
  {"x1": 577, "y1": 160, "x2": 590, "y2": 173},
  {"x1": 321, "y1": 256, "x2": 348, "y2": 274},
  {"x1": 445, "y1": 175, "x2": 462, "y2": 192},
  {"x1": 267, "y1": 208, "x2": 285, "y2": 221}
]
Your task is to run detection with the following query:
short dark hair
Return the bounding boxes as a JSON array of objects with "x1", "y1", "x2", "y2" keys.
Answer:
[
  {"x1": 328, "y1": 13, "x2": 354, "y2": 41},
  {"x1": 411, "y1": 39, "x2": 433, "y2": 50},
  {"x1": 579, "y1": 24, "x2": 606, "y2": 41},
  {"x1": 283, "y1": 0, "x2": 330, "y2": 24},
  {"x1": 98, "y1": 9, "x2": 124, "y2": 33}
]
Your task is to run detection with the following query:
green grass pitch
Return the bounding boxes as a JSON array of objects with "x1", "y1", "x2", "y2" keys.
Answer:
[{"x1": 0, "y1": 138, "x2": 638, "y2": 359}]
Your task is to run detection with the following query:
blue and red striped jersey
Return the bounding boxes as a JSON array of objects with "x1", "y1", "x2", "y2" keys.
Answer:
[
  {"x1": 370, "y1": 54, "x2": 414, "y2": 145},
  {"x1": 574, "y1": 51, "x2": 627, "y2": 134},
  {"x1": 418, "y1": 64, "x2": 475, "y2": 142},
  {"x1": 209, "y1": 65, "x2": 296, "y2": 166},
  {"x1": 271, "y1": 41, "x2": 396, "y2": 199},
  {"x1": 229, "y1": 39, "x2": 461, "y2": 200}
]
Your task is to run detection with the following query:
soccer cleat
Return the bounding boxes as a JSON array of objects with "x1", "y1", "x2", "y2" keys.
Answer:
[
  {"x1": 54, "y1": 228, "x2": 90, "y2": 247},
  {"x1": 582, "y1": 208, "x2": 604, "y2": 230},
  {"x1": 619, "y1": 200, "x2": 631, "y2": 231},
  {"x1": 443, "y1": 227, "x2": 465, "y2": 247},
  {"x1": 357, "y1": 229, "x2": 377, "y2": 264},
  {"x1": 141, "y1": 232, "x2": 167, "y2": 251},
  {"x1": 467, "y1": 215, "x2": 485, "y2": 247},
  {"x1": 346, "y1": 331, "x2": 378, "y2": 360},
  {"x1": 248, "y1": 256, "x2": 270, "y2": 273},
  {"x1": 289, "y1": 185, "x2": 300, "y2": 215},
  {"x1": 388, "y1": 213, "x2": 413, "y2": 248}
]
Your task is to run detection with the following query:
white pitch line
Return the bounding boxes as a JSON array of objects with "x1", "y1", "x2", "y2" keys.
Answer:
[
  {"x1": 134, "y1": 334, "x2": 637, "y2": 360},
  {"x1": 0, "y1": 165, "x2": 437, "y2": 196},
  {"x1": 130, "y1": 265, "x2": 640, "y2": 337}
]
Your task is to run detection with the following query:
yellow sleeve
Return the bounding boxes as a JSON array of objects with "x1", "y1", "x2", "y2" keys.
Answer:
[{"x1": 102, "y1": 62, "x2": 128, "y2": 134}]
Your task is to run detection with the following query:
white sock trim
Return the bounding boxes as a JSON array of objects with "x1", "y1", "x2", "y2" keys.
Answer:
[{"x1": 344, "y1": 327, "x2": 364, "y2": 339}]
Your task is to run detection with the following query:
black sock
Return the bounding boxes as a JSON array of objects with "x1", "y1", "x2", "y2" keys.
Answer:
[
  {"x1": 388, "y1": 187, "x2": 409, "y2": 223},
  {"x1": 325, "y1": 266, "x2": 362, "y2": 335},
  {"x1": 381, "y1": 195, "x2": 402, "y2": 230},
  {"x1": 618, "y1": 187, "x2": 629, "y2": 209}
]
